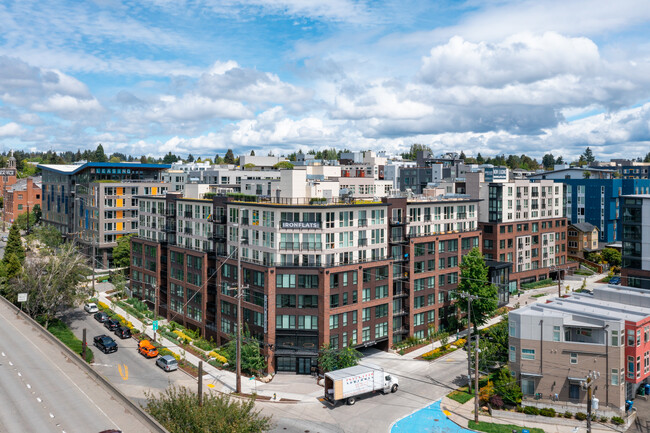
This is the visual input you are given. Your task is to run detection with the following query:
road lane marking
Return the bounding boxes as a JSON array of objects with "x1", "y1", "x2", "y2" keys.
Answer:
[
  {"x1": 17, "y1": 372, "x2": 21, "y2": 377},
  {"x1": 9, "y1": 361, "x2": 12, "y2": 366},
  {"x1": 0, "y1": 305, "x2": 121, "y2": 431},
  {"x1": 1, "y1": 352, "x2": 4, "y2": 356},
  {"x1": 207, "y1": 384, "x2": 215, "y2": 388},
  {"x1": 118, "y1": 364, "x2": 128, "y2": 380},
  {"x1": 49, "y1": 413, "x2": 54, "y2": 418},
  {"x1": 26, "y1": 383, "x2": 31, "y2": 389}
]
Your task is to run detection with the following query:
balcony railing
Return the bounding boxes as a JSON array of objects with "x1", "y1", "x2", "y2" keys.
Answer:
[
  {"x1": 184, "y1": 227, "x2": 193, "y2": 235},
  {"x1": 390, "y1": 218, "x2": 404, "y2": 225},
  {"x1": 358, "y1": 219, "x2": 368, "y2": 227},
  {"x1": 184, "y1": 211, "x2": 193, "y2": 218},
  {"x1": 359, "y1": 238, "x2": 368, "y2": 246},
  {"x1": 241, "y1": 217, "x2": 249, "y2": 225}
]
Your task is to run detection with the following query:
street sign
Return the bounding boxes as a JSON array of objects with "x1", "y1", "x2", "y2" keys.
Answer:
[
  {"x1": 152, "y1": 320, "x2": 158, "y2": 331},
  {"x1": 17, "y1": 293, "x2": 27, "y2": 302}
]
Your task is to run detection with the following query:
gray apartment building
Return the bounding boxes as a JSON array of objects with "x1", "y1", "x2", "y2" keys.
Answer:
[{"x1": 39, "y1": 162, "x2": 170, "y2": 268}]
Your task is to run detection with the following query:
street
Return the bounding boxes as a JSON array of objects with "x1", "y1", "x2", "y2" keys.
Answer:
[
  {"x1": 260, "y1": 347, "x2": 469, "y2": 433},
  {"x1": 0, "y1": 298, "x2": 163, "y2": 433},
  {"x1": 63, "y1": 307, "x2": 196, "y2": 406}
]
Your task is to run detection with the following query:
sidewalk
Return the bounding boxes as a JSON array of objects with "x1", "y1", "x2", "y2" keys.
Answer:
[
  {"x1": 96, "y1": 291, "x2": 317, "y2": 403},
  {"x1": 402, "y1": 272, "x2": 608, "y2": 360},
  {"x1": 442, "y1": 396, "x2": 618, "y2": 433}
]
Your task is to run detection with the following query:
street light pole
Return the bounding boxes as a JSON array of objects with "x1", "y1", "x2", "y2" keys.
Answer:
[{"x1": 583, "y1": 370, "x2": 600, "y2": 433}]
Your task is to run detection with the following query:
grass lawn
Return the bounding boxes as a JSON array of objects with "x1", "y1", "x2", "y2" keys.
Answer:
[
  {"x1": 448, "y1": 388, "x2": 474, "y2": 404},
  {"x1": 42, "y1": 317, "x2": 94, "y2": 363},
  {"x1": 531, "y1": 293, "x2": 547, "y2": 298},
  {"x1": 469, "y1": 421, "x2": 545, "y2": 433}
]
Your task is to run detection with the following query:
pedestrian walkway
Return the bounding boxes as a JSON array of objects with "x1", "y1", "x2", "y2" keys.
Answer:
[
  {"x1": 96, "y1": 291, "x2": 318, "y2": 402},
  {"x1": 442, "y1": 395, "x2": 618, "y2": 433}
]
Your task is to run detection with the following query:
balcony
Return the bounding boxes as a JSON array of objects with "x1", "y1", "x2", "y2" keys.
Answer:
[
  {"x1": 390, "y1": 218, "x2": 404, "y2": 226},
  {"x1": 163, "y1": 225, "x2": 175, "y2": 233},
  {"x1": 166, "y1": 209, "x2": 176, "y2": 217},
  {"x1": 184, "y1": 227, "x2": 193, "y2": 235},
  {"x1": 358, "y1": 219, "x2": 368, "y2": 227},
  {"x1": 457, "y1": 213, "x2": 467, "y2": 219},
  {"x1": 212, "y1": 231, "x2": 226, "y2": 241},
  {"x1": 358, "y1": 238, "x2": 368, "y2": 247},
  {"x1": 184, "y1": 211, "x2": 193, "y2": 218},
  {"x1": 393, "y1": 309, "x2": 408, "y2": 316},
  {"x1": 209, "y1": 215, "x2": 226, "y2": 224},
  {"x1": 279, "y1": 242, "x2": 300, "y2": 250},
  {"x1": 301, "y1": 242, "x2": 322, "y2": 251},
  {"x1": 393, "y1": 327, "x2": 409, "y2": 334},
  {"x1": 390, "y1": 236, "x2": 406, "y2": 244},
  {"x1": 151, "y1": 208, "x2": 157, "y2": 214},
  {"x1": 241, "y1": 217, "x2": 249, "y2": 225}
]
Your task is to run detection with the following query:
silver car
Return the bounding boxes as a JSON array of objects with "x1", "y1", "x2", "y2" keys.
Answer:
[
  {"x1": 84, "y1": 302, "x2": 99, "y2": 313},
  {"x1": 156, "y1": 355, "x2": 178, "y2": 372}
]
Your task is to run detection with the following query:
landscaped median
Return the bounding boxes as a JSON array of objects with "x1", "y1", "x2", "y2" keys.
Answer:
[
  {"x1": 419, "y1": 338, "x2": 466, "y2": 361},
  {"x1": 38, "y1": 316, "x2": 94, "y2": 363}
]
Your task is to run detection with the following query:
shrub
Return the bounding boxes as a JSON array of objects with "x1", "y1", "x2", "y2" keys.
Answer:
[
  {"x1": 564, "y1": 411, "x2": 573, "y2": 419},
  {"x1": 599, "y1": 416, "x2": 608, "y2": 423},
  {"x1": 489, "y1": 395, "x2": 504, "y2": 409},
  {"x1": 208, "y1": 351, "x2": 228, "y2": 364},
  {"x1": 194, "y1": 338, "x2": 216, "y2": 351},
  {"x1": 455, "y1": 338, "x2": 467, "y2": 347},
  {"x1": 611, "y1": 416, "x2": 624, "y2": 426},
  {"x1": 159, "y1": 347, "x2": 181, "y2": 361},
  {"x1": 515, "y1": 406, "x2": 524, "y2": 413},
  {"x1": 575, "y1": 412, "x2": 587, "y2": 421},
  {"x1": 479, "y1": 381, "x2": 494, "y2": 404},
  {"x1": 523, "y1": 406, "x2": 540, "y2": 415},
  {"x1": 98, "y1": 301, "x2": 110, "y2": 311},
  {"x1": 539, "y1": 408, "x2": 556, "y2": 417},
  {"x1": 173, "y1": 329, "x2": 193, "y2": 342}
]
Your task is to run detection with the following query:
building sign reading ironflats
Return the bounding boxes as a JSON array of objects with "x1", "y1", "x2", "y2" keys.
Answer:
[
  {"x1": 281, "y1": 221, "x2": 321, "y2": 229},
  {"x1": 0, "y1": 169, "x2": 16, "y2": 176}
]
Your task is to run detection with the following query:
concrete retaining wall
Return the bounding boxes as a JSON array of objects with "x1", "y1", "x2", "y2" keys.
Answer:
[{"x1": 491, "y1": 408, "x2": 635, "y2": 432}]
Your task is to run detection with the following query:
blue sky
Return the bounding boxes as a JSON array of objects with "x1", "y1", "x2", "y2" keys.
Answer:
[{"x1": 1, "y1": 0, "x2": 650, "y2": 161}]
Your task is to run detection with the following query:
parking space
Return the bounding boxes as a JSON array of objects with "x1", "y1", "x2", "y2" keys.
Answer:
[{"x1": 62, "y1": 308, "x2": 194, "y2": 404}]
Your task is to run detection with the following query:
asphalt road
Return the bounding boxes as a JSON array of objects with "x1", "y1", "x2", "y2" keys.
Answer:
[
  {"x1": 261, "y1": 347, "x2": 469, "y2": 433},
  {"x1": 0, "y1": 299, "x2": 162, "y2": 433},
  {"x1": 64, "y1": 308, "x2": 195, "y2": 407}
]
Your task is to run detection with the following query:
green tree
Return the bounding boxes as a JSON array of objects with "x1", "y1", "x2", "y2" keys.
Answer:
[
  {"x1": 32, "y1": 204, "x2": 42, "y2": 223},
  {"x1": 224, "y1": 149, "x2": 235, "y2": 164},
  {"x1": 94, "y1": 144, "x2": 108, "y2": 163},
  {"x1": 31, "y1": 224, "x2": 63, "y2": 249},
  {"x1": 162, "y1": 152, "x2": 179, "y2": 164},
  {"x1": 477, "y1": 153, "x2": 485, "y2": 164},
  {"x1": 556, "y1": 156, "x2": 564, "y2": 164},
  {"x1": 582, "y1": 147, "x2": 595, "y2": 163},
  {"x1": 601, "y1": 248, "x2": 621, "y2": 267},
  {"x1": 318, "y1": 343, "x2": 362, "y2": 373},
  {"x1": 644, "y1": 152, "x2": 650, "y2": 163},
  {"x1": 187, "y1": 153, "x2": 195, "y2": 162},
  {"x1": 493, "y1": 367, "x2": 522, "y2": 405},
  {"x1": 109, "y1": 156, "x2": 121, "y2": 163},
  {"x1": 455, "y1": 248, "x2": 498, "y2": 330},
  {"x1": 542, "y1": 153, "x2": 555, "y2": 170},
  {"x1": 3, "y1": 224, "x2": 25, "y2": 264},
  {"x1": 401, "y1": 143, "x2": 432, "y2": 160},
  {"x1": 144, "y1": 386, "x2": 271, "y2": 433},
  {"x1": 243, "y1": 163, "x2": 256, "y2": 170},
  {"x1": 273, "y1": 161, "x2": 294, "y2": 170},
  {"x1": 459, "y1": 151, "x2": 466, "y2": 160},
  {"x1": 112, "y1": 233, "x2": 135, "y2": 269},
  {"x1": 478, "y1": 316, "x2": 509, "y2": 370},
  {"x1": 4, "y1": 253, "x2": 22, "y2": 284},
  {"x1": 15, "y1": 210, "x2": 37, "y2": 231},
  {"x1": 583, "y1": 170, "x2": 591, "y2": 179},
  {"x1": 8, "y1": 243, "x2": 90, "y2": 329},
  {"x1": 250, "y1": 150, "x2": 255, "y2": 156},
  {"x1": 221, "y1": 328, "x2": 267, "y2": 376}
]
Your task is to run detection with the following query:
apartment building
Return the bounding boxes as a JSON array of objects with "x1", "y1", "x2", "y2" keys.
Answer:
[
  {"x1": 4, "y1": 177, "x2": 42, "y2": 223},
  {"x1": 131, "y1": 191, "x2": 483, "y2": 374},
  {"x1": 509, "y1": 285, "x2": 650, "y2": 415},
  {"x1": 0, "y1": 153, "x2": 17, "y2": 200},
  {"x1": 621, "y1": 195, "x2": 650, "y2": 289},
  {"x1": 470, "y1": 178, "x2": 568, "y2": 289},
  {"x1": 567, "y1": 222, "x2": 600, "y2": 257},
  {"x1": 38, "y1": 162, "x2": 170, "y2": 267}
]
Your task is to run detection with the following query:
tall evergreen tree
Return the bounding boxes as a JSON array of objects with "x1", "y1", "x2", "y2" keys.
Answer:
[
  {"x1": 94, "y1": 144, "x2": 108, "y2": 162},
  {"x1": 187, "y1": 153, "x2": 195, "y2": 162},
  {"x1": 250, "y1": 150, "x2": 256, "y2": 156},
  {"x1": 582, "y1": 147, "x2": 595, "y2": 163},
  {"x1": 224, "y1": 149, "x2": 235, "y2": 164},
  {"x1": 3, "y1": 224, "x2": 25, "y2": 264}
]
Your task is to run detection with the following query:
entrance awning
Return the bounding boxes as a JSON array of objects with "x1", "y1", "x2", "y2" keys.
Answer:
[
  {"x1": 520, "y1": 372, "x2": 543, "y2": 378},
  {"x1": 568, "y1": 377, "x2": 586, "y2": 384}
]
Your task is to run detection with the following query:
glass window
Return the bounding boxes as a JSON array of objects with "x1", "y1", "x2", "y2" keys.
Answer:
[
  {"x1": 570, "y1": 353, "x2": 578, "y2": 364},
  {"x1": 553, "y1": 326, "x2": 560, "y2": 342},
  {"x1": 611, "y1": 368, "x2": 619, "y2": 386},
  {"x1": 611, "y1": 330, "x2": 619, "y2": 347},
  {"x1": 521, "y1": 349, "x2": 535, "y2": 360},
  {"x1": 509, "y1": 346, "x2": 516, "y2": 362}
]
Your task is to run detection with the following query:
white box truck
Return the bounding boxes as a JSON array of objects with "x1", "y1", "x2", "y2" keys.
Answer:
[{"x1": 324, "y1": 363, "x2": 398, "y2": 406}]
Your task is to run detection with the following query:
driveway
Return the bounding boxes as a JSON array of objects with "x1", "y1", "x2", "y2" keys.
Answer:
[{"x1": 629, "y1": 395, "x2": 650, "y2": 433}]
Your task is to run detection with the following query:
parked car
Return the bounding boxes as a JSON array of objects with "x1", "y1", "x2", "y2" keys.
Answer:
[
  {"x1": 138, "y1": 340, "x2": 159, "y2": 358},
  {"x1": 104, "y1": 319, "x2": 120, "y2": 331},
  {"x1": 114, "y1": 326, "x2": 131, "y2": 339},
  {"x1": 93, "y1": 335, "x2": 118, "y2": 354},
  {"x1": 94, "y1": 311, "x2": 109, "y2": 323},
  {"x1": 609, "y1": 276, "x2": 621, "y2": 285},
  {"x1": 156, "y1": 355, "x2": 178, "y2": 372},
  {"x1": 84, "y1": 302, "x2": 99, "y2": 313},
  {"x1": 1, "y1": 236, "x2": 7, "y2": 242}
]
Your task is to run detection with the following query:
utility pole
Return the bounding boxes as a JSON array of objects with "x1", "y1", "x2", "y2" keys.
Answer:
[
  {"x1": 582, "y1": 370, "x2": 600, "y2": 433},
  {"x1": 26, "y1": 204, "x2": 29, "y2": 234},
  {"x1": 556, "y1": 266, "x2": 562, "y2": 297},
  {"x1": 460, "y1": 292, "x2": 479, "y2": 395},
  {"x1": 236, "y1": 224, "x2": 242, "y2": 395},
  {"x1": 474, "y1": 333, "x2": 480, "y2": 424},
  {"x1": 198, "y1": 360, "x2": 203, "y2": 406}
]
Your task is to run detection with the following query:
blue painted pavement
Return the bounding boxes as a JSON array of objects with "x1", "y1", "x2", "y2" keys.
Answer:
[{"x1": 392, "y1": 399, "x2": 475, "y2": 433}]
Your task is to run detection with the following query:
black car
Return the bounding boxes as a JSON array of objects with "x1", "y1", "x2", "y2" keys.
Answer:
[
  {"x1": 94, "y1": 311, "x2": 109, "y2": 323},
  {"x1": 114, "y1": 326, "x2": 131, "y2": 339},
  {"x1": 104, "y1": 319, "x2": 120, "y2": 331},
  {"x1": 93, "y1": 335, "x2": 118, "y2": 354}
]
